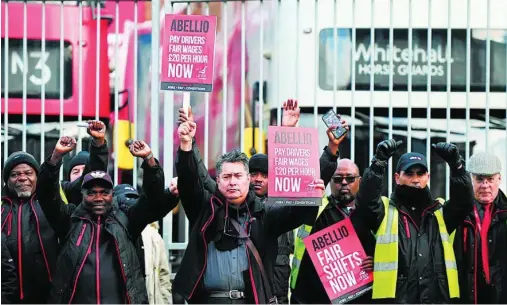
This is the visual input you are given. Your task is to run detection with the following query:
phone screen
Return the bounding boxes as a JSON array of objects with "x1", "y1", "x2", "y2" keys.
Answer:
[{"x1": 322, "y1": 110, "x2": 347, "y2": 139}]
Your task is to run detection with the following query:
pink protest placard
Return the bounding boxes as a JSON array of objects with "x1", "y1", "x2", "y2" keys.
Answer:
[
  {"x1": 267, "y1": 126, "x2": 322, "y2": 206},
  {"x1": 160, "y1": 14, "x2": 217, "y2": 92},
  {"x1": 303, "y1": 218, "x2": 373, "y2": 304}
]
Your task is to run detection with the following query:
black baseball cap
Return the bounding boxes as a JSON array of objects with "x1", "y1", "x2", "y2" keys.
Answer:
[
  {"x1": 113, "y1": 184, "x2": 139, "y2": 198},
  {"x1": 396, "y1": 152, "x2": 428, "y2": 173},
  {"x1": 82, "y1": 171, "x2": 113, "y2": 189}
]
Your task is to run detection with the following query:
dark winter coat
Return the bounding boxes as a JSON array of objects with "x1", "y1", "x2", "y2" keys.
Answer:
[
  {"x1": 2, "y1": 233, "x2": 19, "y2": 304},
  {"x1": 1, "y1": 189, "x2": 59, "y2": 304},
  {"x1": 36, "y1": 156, "x2": 174, "y2": 304},
  {"x1": 452, "y1": 190, "x2": 507, "y2": 304},
  {"x1": 172, "y1": 144, "x2": 319, "y2": 304},
  {"x1": 355, "y1": 162, "x2": 474, "y2": 304}
]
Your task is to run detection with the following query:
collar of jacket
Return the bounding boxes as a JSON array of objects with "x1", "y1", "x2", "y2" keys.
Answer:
[{"x1": 471, "y1": 189, "x2": 507, "y2": 219}]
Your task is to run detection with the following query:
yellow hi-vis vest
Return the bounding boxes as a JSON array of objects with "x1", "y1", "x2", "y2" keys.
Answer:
[
  {"x1": 290, "y1": 196, "x2": 329, "y2": 289},
  {"x1": 372, "y1": 196, "x2": 459, "y2": 299}
]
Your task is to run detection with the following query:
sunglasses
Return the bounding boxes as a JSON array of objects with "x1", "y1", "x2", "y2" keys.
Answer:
[{"x1": 332, "y1": 176, "x2": 360, "y2": 184}]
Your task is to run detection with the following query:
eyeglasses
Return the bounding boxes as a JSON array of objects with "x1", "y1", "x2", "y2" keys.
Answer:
[
  {"x1": 332, "y1": 176, "x2": 360, "y2": 184},
  {"x1": 473, "y1": 175, "x2": 499, "y2": 185}
]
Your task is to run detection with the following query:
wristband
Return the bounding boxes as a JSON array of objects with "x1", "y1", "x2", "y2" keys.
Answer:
[{"x1": 144, "y1": 152, "x2": 153, "y2": 161}]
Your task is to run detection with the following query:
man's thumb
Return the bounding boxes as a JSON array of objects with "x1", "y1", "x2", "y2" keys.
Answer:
[{"x1": 431, "y1": 144, "x2": 437, "y2": 149}]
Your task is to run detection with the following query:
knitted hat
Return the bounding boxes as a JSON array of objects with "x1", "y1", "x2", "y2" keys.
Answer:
[
  {"x1": 67, "y1": 151, "x2": 90, "y2": 180},
  {"x1": 3, "y1": 152, "x2": 40, "y2": 183},
  {"x1": 249, "y1": 154, "x2": 268, "y2": 174},
  {"x1": 467, "y1": 152, "x2": 502, "y2": 176}
]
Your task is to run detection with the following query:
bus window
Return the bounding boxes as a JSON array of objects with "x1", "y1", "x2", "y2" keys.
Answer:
[
  {"x1": 1, "y1": 39, "x2": 73, "y2": 100},
  {"x1": 319, "y1": 28, "x2": 507, "y2": 92}
]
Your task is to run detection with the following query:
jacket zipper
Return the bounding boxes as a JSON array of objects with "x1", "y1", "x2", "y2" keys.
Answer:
[
  {"x1": 69, "y1": 220, "x2": 95, "y2": 304},
  {"x1": 8, "y1": 212, "x2": 12, "y2": 235},
  {"x1": 96, "y1": 216, "x2": 101, "y2": 304},
  {"x1": 30, "y1": 199, "x2": 52, "y2": 281},
  {"x1": 398, "y1": 209, "x2": 419, "y2": 231},
  {"x1": 188, "y1": 198, "x2": 217, "y2": 300},
  {"x1": 76, "y1": 223, "x2": 87, "y2": 246},
  {"x1": 114, "y1": 240, "x2": 131, "y2": 304},
  {"x1": 403, "y1": 216, "x2": 411, "y2": 238},
  {"x1": 17, "y1": 200, "x2": 24, "y2": 300},
  {"x1": 246, "y1": 247, "x2": 260, "y2": 304}
]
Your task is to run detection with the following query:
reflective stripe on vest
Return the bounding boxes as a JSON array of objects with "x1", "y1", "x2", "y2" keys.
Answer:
[
  {"x1": 59, "y1": 182, "x2": 69, "y2": 205},
  {"x1": 372, "y1": 196, "x2": 460, "y2": 299},
  {"x1": 290, "y1": 196, "x2": 329, "y2": 289}
]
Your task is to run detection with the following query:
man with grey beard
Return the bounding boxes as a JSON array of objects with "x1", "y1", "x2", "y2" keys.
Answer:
[{"x1": 1, "y1": 152, "x2": 59, "y2": 304}]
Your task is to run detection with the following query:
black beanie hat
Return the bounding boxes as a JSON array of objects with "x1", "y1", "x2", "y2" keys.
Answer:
[
  {"x1": 67, "y1": 151, "x2": 90, "y2": 180},
  {"x1": 3, "y1": 152, "x2": 40, "y2": 183},
  {"x1": 249, "y1": 153, "x2": 268, "y2": 175}
]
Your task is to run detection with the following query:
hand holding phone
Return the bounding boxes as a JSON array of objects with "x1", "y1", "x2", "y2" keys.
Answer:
[{"x1": 322, "y1": 109, "x2": 348, "y2": 139}]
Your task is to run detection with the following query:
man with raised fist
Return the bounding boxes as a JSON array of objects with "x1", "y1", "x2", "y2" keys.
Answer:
[
  {"x1": 36, "y1": 137, "x2": 168, "y2": 304},
  {"x1": 356, "y1": 139, "x2": 474, "y2": 304},
  {"x1": 61, "y1": 120, "x2": 109, "y2": 205},
  {"x1": 173, "y1": 114, "x2": 326, "y2": 304}
]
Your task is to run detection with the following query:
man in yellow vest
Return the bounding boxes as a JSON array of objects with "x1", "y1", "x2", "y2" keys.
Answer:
[
  {"x1": 290, "y1": 158, "x2": 376, "y2": 304},
  {"x1": 356, "y1": 139, "x2": 474, "y2": 303}
]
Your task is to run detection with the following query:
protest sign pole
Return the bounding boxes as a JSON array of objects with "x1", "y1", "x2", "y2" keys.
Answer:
[{"x1": 183, "y1": 92, "x2": 190, "y2": 117}]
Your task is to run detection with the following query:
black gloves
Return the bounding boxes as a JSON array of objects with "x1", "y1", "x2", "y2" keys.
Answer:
[
  {"x1": 374, "y1": 139, "x2": 403, "y2": 162},
  {"x1": 432, "y1": 142, "x2": 462, "y2": 169}
]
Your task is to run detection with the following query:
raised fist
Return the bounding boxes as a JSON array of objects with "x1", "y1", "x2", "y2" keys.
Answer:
[
  {"x1": 129, "y1": 140, "x2": 152, "y2": 159},
  {"x1": 281, "y1": 99, "x2": 300, "y2": 127},
  {"x1": 178, "y1": 106, "x2": 194, "y2": 125},
  {"x1": 169, "y1": 177, "x2": 179, "y2": 196},
  {"x1": 86, "y1": 120, "x2": 106, "y2": 139},
  {"x1": 53, "y1": 136, "x2": 77, "y2": 157},
  {"x1": 432, "y1": 142, "x2": 461, "y2": 168},
  {"x1": 178, "y1": 121, "x2": 196, "y2": 143},
  {"x1": 375, "y1": 139, "x2": 403, "y2": 161}
]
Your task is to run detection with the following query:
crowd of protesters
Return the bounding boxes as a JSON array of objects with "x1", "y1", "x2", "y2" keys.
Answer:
[{"x1": 2, "y1": 100, "x2": 506, "y2": 304}]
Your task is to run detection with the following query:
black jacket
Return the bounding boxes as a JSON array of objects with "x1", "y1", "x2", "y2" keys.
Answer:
[
  {"x1": 36, "y1": 156, "x2": 174, "y2": 304},
  {"x1": 355, "y1": 162, "x2": 474, "y2": 304},
  {"x1": 291, "y1": 196, "x2": 377, "y2": 304},
  {"x1": 2, "y1": 233, "x2": 19, "y2": 304},
  {"x1": 273, "y1": 230, "x2": 294, "y2": 303},
  {"x1": 452, "y1": 190, "x2": 507, "y2": 304},
  {"x1": 172, "y1": 144, "x2": 318, "y2": 304},
  {"x1": 61, "y1": 140, "x2": 109, "y2": 205},
  {"x1": 1, "y1": 190, "x2": 59, "y2": 304}
]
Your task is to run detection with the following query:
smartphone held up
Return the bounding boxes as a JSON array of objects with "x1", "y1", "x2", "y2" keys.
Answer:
[{"x1": 322, "y1": 110, "x2": 348, "y2": 139}]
